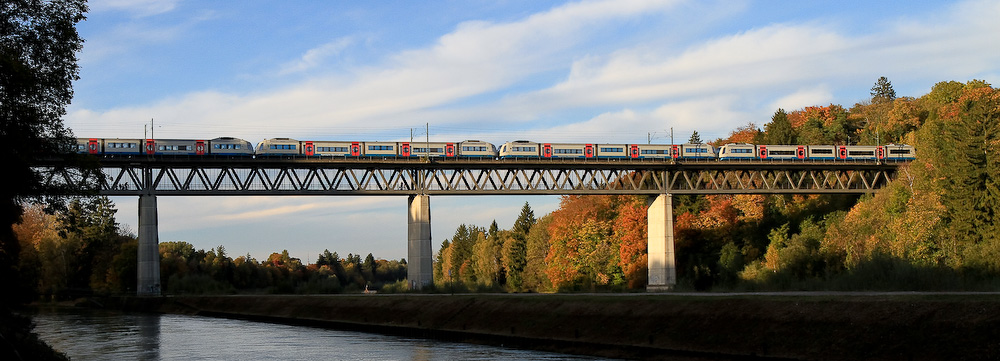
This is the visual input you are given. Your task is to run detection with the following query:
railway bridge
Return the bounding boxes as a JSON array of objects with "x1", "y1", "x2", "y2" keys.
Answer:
[{"x1": 37, "y1": 155, "x2": 908, "y2": 295}]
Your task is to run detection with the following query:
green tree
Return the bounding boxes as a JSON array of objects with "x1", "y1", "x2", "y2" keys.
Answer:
[
  {"x1": 471, "y1": 231, "x2": 499, "y2": 287},
  {"x1": 688, "y1": 131, "x2": 703, "y2": 144},
  {"x1": 871, "y1": 76, "x2": 897, "y2": 104},
  {"x1": 447, "y1": 224, "x2": 479, "y2": 284},
  {"x1": 363, "y1": 253, "x2": 376, "y2": 283},
  {"x1": 522, "y1": 215, "x2": 552, "y2": 292},
  {"x1": 504, "y1": 203, "x2": 535, "y2": 291},
  {"x1": 761, "y1": 109, "x2": 795, "y2": 144},
  {"x1": 2, "y1": 0, "x2": 88, "y2": 315},
  {"x1": 931, "y1": 84, "x2": 1000, "y2": 263},
  {"x1": 434, "y1": 239, "x2": 450, "y2": 283}
]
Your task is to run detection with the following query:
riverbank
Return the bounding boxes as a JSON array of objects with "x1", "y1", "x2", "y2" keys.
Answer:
[{"x1": 99, "y1": 293, "x2": 1000, "y2": 360}]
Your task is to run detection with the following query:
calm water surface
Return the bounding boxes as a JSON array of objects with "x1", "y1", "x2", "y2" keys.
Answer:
[{"x1": 31, "y1": 307, "x2": 606, "y2": 360}]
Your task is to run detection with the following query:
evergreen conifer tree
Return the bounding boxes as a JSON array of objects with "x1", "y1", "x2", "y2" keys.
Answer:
[{"x1": 763, "y1": 108, "x2": 796, "y2": 144}]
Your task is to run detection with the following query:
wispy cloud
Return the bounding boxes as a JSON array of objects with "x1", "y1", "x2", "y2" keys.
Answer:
[
  {"x1": 89, "y1": 0, "x2": 182, "y2": 17},
  {"x1": 67, "y1": 0, "x2": 1000, "y2": 145},
  {"x1": 278, "y1": 37, "x2": 357, "y2": 75}
]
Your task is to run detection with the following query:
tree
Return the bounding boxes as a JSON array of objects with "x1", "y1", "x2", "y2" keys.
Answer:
[
  {"x1": 1, "y1": 0, "x2": 88, "y2": 315},
  {"x1": 512, "y1": 202, "x2": 536, "y2": 236},
  {"x1": 522, "y1": 215, "x2": 552, "y2": 292},
  {"x1": 504, "y1": 203, "x2": 535, "y2": 290},
  {"x1": 761, "y1": 109, "x2": 795, "y2": 144},
  {"x1": 871, "y1": 76, "x2": 897, "y2": 104},
  {"x1": 688, "y1": 131, "x2": 703, "y2": 144}
]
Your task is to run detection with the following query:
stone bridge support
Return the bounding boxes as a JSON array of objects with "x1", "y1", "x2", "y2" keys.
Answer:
[
  {"x1": 407, "y1": 195, "x2": 433, "y2": 289},
  {"x1": 647, "y1": 193, "x2": 676, "y2": 291},
  {"x1": 138, "y1": 194, "x2": 161, "y2": 296}
]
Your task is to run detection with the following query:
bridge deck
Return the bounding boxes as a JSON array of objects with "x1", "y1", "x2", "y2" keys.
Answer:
[{"x1": 37, "y1": 155, "x2": 909, "y2": 196}]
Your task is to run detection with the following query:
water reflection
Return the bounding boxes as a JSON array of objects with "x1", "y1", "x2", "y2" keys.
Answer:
[
  {"x1": 32, "y1": 307, "x2": 160, "y2": 360},
  {"x1": 32, "y1": 307, "x2": 603, "y2": 361}
]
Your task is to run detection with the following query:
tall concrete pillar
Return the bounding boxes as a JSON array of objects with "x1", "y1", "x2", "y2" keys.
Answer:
[
  {"x1": 407, "y1": 195, "x2": 433, "y2": 289},
  {"x1": 137, "y1": 194, "x2": 161, "y2": 296},
  {"x1": 647, "y1": 193, "x2": 676, "y2": 292}
]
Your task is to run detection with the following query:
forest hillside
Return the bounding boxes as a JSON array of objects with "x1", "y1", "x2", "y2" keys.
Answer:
[{"x1": 435, "y1": 78, "x2": 1000, "y2": 291}]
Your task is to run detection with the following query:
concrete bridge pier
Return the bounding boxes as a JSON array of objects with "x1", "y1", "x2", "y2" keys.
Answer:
[
  {"x1": 137, "y1": 194, "x2": 161, "y2": 296},
  {"x1": 407, "y1": 195, "x2": 433, "y2": 289},
  {"x1": 647, "y1": 193, "x2": 676, "y2": 292}
]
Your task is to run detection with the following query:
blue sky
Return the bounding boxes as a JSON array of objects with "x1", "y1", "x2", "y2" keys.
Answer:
[{"x1": 66, "y1": 0, "x2": 1000, "y2": 262}]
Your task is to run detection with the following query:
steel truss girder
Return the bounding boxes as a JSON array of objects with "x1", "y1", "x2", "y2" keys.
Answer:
[{"x1": 36, "y1": 160, "x2": 903, "y2": 196}]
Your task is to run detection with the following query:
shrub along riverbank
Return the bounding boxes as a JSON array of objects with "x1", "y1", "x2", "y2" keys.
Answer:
[{"x1": 103, "y1": 293, "x2": 1000, "y2": 361}]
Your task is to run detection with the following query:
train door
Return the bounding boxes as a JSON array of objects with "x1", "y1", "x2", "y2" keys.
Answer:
[
  {"x1": 145, "y1": 139, "x2": 156, "y2": 155},
  {"x1": 445, "y1": 143, "x2": 456, "y2": 157},
  {"x1": 629, "y1": 144, "x2": 639, "y2": 159},
  {"x1": 196, "y1": 140, "x2": 206, "y2": 155},
  {"x1": 400, "y1": 142, "x2": 411, "y2": 157},
  {"x1": 584, "y1": 144, "x2": 594, "y2": 158},
  {"x1": 838, "y1": 146, "x2": 847, "y2": 160},
  {"x1": 876, "y1": 146, "x2": 885, "y2": 160},
  {"x1": 671, "y1": 145, "x2": 679, "y2": 159},
  {"x1": 796, "y1": 146, "x2": 805, "y2": 160},
  {"x1": 759, "y1": 145, "x2": 768, "y2": 159},
  {"x1": 350, "y1": 142, "x2": 361, "y2": 156},
  {"x1": 303, "y1": 141, "x2": 315, "y2": 156},
  {"x1": 542, "y1": 143, "x2": 553, "y2": 158},
  {"x1": 88, "y1": 139, "x2": 100, "y2": 154}
]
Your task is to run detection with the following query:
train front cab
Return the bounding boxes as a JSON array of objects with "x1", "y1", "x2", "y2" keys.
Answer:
[
  {"x1": 498, "y1": 141, "x2": 540, "y2": 158},
  {"x1": 209, "y1": 137, "x2": 254, "y2": 156},
  {"x1": 257, "y1": 138, "x2": 301, "y2": 156},
  {"x1": 718, "y1": 143, "x2": 755, "y2": 160},
  {"x1": 458, "y1": 140, "x2": 496, "y2": 158}
]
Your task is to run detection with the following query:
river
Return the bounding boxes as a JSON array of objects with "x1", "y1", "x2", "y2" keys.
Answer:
[{"x1": 30, "y1": 307, "x2": 606, "y2": 360}]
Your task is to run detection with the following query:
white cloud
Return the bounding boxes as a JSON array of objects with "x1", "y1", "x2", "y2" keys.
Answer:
[
  {"x1": 68, "y1": 0, "x2": 681, "y2": 140},
  {"x1": 770, "y1": 86, "x2": 834, "y2": 112},
  {"x1": 89, "y1": 0, "x2": 181, "y2": 17},
  {"x1": 278, "y1": 37, "x2": 357, "y2": 75}
]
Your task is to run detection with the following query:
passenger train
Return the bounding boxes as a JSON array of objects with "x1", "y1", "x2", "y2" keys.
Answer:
[{"x1": 76, "y1": 137, "x2": 916, "y2": 161}]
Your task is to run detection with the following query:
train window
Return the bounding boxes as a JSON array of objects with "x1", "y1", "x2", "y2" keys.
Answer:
[
  {"x1": 109, "y1": 142, "x2": 136, "y2": 149},
  {"x1": 318, "y1": 146, "x2": 350, "y2": 152},
  {"x1": 848, "y1": 151, "x2": 875, "y2": 156},
  {"x1": 811, "y1": 149, "x2": 833, "y2": 154},
  {"x1": 889, "y1": 149, "x2": 911, "y2": 154},
  {"x1": 641, "y1": 150, "x2": 668, "y2": 154},
  {"x1": 770, "y1": 150, "x2": 796, "y2": 155},
  {"x1": 600, "y1": 147, "x2": 623, "y2": 153},
  {"x1": 368, "y1": 145, "x2": 394, "y2": 151},
  {"x1": 413, "y1": 147, "x2": 443, "y2": 153},
  {"x1": 554, "y1": 149, "x2": 582, "y2": 154},
  {"x1": 511, "y1": 146, "x2": 536, "y2": 152},
  {"x1": 462, "y1": 146, "x2": 488, "y2": 152}
]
